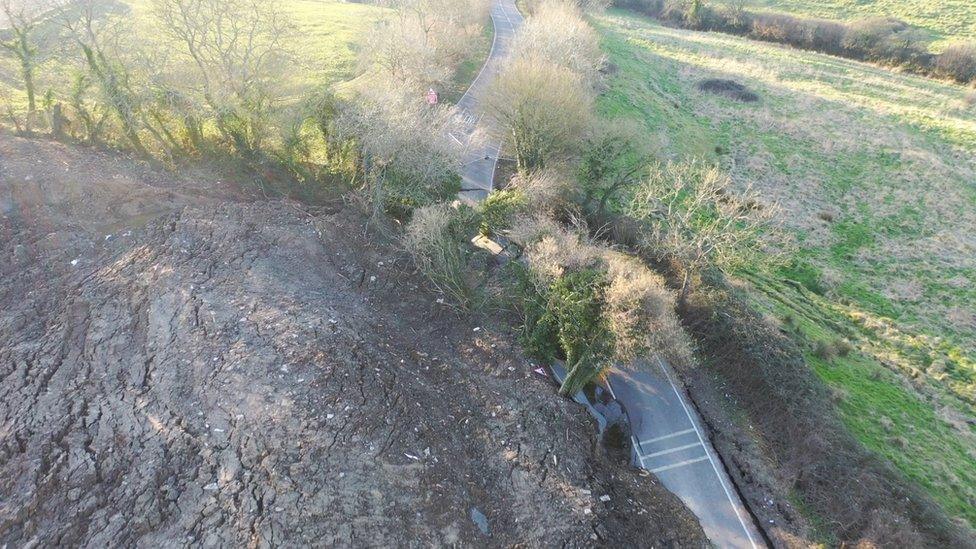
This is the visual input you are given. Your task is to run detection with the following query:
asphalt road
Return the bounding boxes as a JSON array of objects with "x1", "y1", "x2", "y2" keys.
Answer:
[
  {"x1": 608, "y1": 359, "x2": 765, "y2": 548},
  {"x1": 454, "y1": 2, "x2": 763, "y2": 547},
  {"x1": 456, "y1": 0, "x2": 523, "y2": 203}
]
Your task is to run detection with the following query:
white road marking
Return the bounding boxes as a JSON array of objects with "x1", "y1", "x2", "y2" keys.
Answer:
[
  {"x1": 638, "y1": 428, "x2": 696, "y2": 446},
  {"x1": 648, "y1": 455, "x2": 709, "y2": 473},
  {"x1": 461, "y1": 158, "x2": 488, "y2": 168},
  {"x1": 656, "y1": 357, "x2": 760, "y2": 549},
  {"x1": 498, "y1": 4, "x2": 514, "y2": 26},
  {"x1": 486, "y1": 140, "x2": 503, "y2": 192},
  {"x1": 457, "y1": 9, "x2": 500, "y2": 109},
  {"x1": 644, "y1": 441, "x2": 702, "y2": 458},
  {"x1": 457, "y1": 0, "x2": 522, "y2": 198}
]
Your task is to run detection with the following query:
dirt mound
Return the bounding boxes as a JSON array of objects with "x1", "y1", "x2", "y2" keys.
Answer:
[
  {"x1": 697, "y1": 79, "x2": 759, "y2": 102},
  {"x1": 0, "y1": 134, "x2": 707, "y2": 547}
]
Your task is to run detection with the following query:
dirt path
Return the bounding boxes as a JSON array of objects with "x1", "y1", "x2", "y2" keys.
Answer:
[{"x1": 0, "y1": 134, "x2": 707, "y2": 547}]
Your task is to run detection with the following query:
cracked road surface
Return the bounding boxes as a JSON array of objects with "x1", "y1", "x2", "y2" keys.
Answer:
[
  {"x1": 609, "y1": 358, "x2": 765, "y2": 548},
  {"x1": 457, "y1": 0, "x2": 523, "y2": 203}
]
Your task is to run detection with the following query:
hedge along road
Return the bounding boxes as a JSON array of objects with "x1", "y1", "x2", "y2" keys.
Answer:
[{"x1": 452, "y1": 1, "x2": 764, "y2": 547}]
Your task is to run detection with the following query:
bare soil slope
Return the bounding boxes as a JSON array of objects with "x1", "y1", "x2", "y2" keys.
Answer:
[{"x1": 0, "y1": 134, "x2": 706, "y2": 547}]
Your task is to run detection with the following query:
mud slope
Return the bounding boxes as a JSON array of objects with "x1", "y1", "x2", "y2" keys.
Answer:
[{"x1": 0, "y1": 134, "x2": 706, "y2": 547}]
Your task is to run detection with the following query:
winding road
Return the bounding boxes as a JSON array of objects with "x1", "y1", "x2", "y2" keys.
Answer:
[
  {"x1": 456, "y1": 0, "x2": 523, "y2": 203},
  {"x1": 456, "y1": 1, "x2": 764, "y2": 547}
]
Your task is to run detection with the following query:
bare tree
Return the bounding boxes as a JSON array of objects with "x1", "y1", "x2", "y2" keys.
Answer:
[
  {"x1": 339, "y1": 83, "x2": 473, "y2": 218},
  {"x1": 0, "y1": 0, "x2": 46, "y2": 122},
  {"x1": 512, "y1": 0, "x2": 605, "y2": 85},
  {"x1": 578, "y1": 119, "x2": 654, "y2": 216},
  {"x1": 363, "y1": 0, "x2": 489, "y2": 94},
  {"x1": 624, "y1": 161, "x2": 784, "y2": 303},
  {"x1": 55, "y1": 0, "x2": 150, "y2": 156},
  {"x1": 151, "y1": 0, "x2": 293, "y2": 155},
  {"x1": 67, "y1": 70, "x2": 108, "y2": 145},
  {"x1": 488, "y1": 56, "x2": 593, "y2": 172}
]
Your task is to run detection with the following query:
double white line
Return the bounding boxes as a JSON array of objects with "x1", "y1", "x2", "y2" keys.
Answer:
[{"x1": 611, "y1": 358, "x2": 760, "y2": 549}]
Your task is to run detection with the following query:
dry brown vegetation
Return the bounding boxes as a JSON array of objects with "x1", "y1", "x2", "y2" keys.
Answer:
[
  {"x1": 488, "y1": 0, "x2": 601, "y2": 172},
  {"x1": 488, "y1": 57, "x2": 593, "y2": 172},
  {"x1": 361, "y1": 0, "x2": 490, "y2": 94},
  {"x1": 512, "y1": 216, "x2": 694, "y2": 394}
]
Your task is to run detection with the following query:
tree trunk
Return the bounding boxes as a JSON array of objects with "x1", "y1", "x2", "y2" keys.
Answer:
[
  {"x1": 21, "y1": 60, "x2": 35, "y2": 114},
  {"x1": 81, "y1": 44, "x2": 150, "y2": 158},
  {"x1": 559, "y1": 359, "x2": 589, "y2": 397},
  {"x1": 52, "y1": 103, "x2": 65, "y2": 140},
  {"x1": 678, "y1": 270, "x2": 692, "y2": 309}
]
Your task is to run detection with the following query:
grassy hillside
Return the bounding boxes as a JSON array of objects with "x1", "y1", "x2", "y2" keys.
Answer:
[
  {"x1": 717, "y1": 0, "x2": 976, "y2": 48},
  {"x1": 595, "y1": 9, "x2": 976, "y2": 528},
  {"x1": 0, "y1": 0, "x2": 387, "y2": 110}
]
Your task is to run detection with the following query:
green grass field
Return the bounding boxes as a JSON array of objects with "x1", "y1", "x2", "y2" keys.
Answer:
[
  {"x1": 0, "y1": 0, "x2": 387, "y2": 111},
  {"x1": 714, "y1": 0, "x2": 976, "y2": 48},
  {"x1": 595, "y1": 9, "x2": 976, "y2": 527}
]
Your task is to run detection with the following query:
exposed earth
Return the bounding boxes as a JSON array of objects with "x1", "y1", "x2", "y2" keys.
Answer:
[
  {"x1": 696, "y1": 79, "x2": 760, "y2": 103},
  {"x1": 0, "y1": 133, "x2": 707, "y2": 547}
]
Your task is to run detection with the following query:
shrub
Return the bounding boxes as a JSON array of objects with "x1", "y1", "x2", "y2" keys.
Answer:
[
  {"x1": 658, "y1": 0, "x2": 690, "y2": 24},
  {"x1": 843, "y1": 18, "x2": 901, "y2": 49},
  {"x1": 624, "y1": 160, "x2": 783, "y2": 302},
  {"x1": 382, "y1": 169, "x2": 463, "y2": 220},
  {"x1": 834, "y1": 338, "x2": 854, "y2": 357},
  {"x1": 813, "y1": 340, "x2": 837, "y2": 361},
  {"x1": 750, "y1": 13, "x2": 849, "y2": 56},
  {"x1": 604, "y1": 252, "x2": 692, "y2": 368},
  {"x1": 612, "y1": 0, "x2": 665, "y2": 17},
  {"x1": 714, "y1": 1, "x2": 751, "y2": 34},
  {"x1": 749, "y1": 13, "x2": 799, "y2": 44},
  {"x1": 512, "y1": 168, "x2": 581, "y2": 217},
  {"x1": 488, "y1": 56, "x2": 594, "y2": 172},
  {"x1": 936, "y1": 42, "x2": 976, "y2": 84},
  {"x1": 403, "y1": 203, "x2": 485, "y2": 309},
  {"x1": 339, "y1": 84, "x2": 467, "y2": 218},
  {"x1": 813, "y1": 338, "x2": 853, "y2": 361},
  {"x1": 614, "y1": 1, "x2": 963, "y2": 85},
  {"x1": 800, "y1": 19, "x2": 849, "y2": 55},
  {"x1": 517, "y1": 222, "x2": 692, "y2": 395},
  {"x1": 362, "y1": 0, "x2": 491, "y2": 94},
  {"x1": 578, "y1": 119, "x2": 651, "y2": 215},
  {"x1": 480, "y1": 188, "x2": 530, "y2": 236}
]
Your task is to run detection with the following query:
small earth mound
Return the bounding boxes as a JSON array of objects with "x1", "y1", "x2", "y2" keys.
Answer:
[{"x1": 697, "y1": 79, "x2": 760, "y2": 102}]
